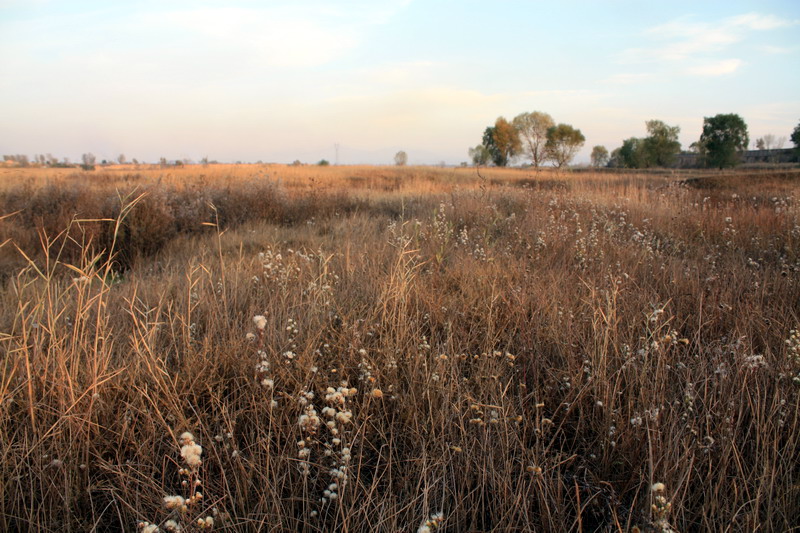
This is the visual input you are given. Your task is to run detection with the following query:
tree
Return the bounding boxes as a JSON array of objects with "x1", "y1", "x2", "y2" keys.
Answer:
[
  {"x1": 699, "y1": 113, "x2": 749, "y2": 169},
  {"x1": 118, "y1": 154, "x2": 126, "y2": 164},
  {"x1": 4, "y1": 154, "x2": 30, "y2": 167},
  {"x1": 607, "y1": 147, "x2": 622, "y2": 168},
  {"x1": 791, "y1": 120, "x2": 800, "y2": 151},
  {"x1": 483, "y1": 117, "x2": 521, "y2": 167},
  {"x1": 317, "y1": 159, "x2": 330, "y2": 166},
  {"x1": 512, "y1": 111, "x2": 554, "y2": 167},
  {"x1": 468, "y1": 145, "x2": 490, "y2": 166},
  {"x1": 394, "y1": 151, "x2": 408, "y2": 166},
  {"x1": 609, "y1": 120, "x2": 682, "y2": 169},
  {"x1": 590, "y1": 145, "x2": 609, "y2": 167},
  {"x1": 642, "y1": 120, "x2": 681, "y2": 167},
  {"x1": 616, "y1": 138, "x2": 647, "y2": 168},
  {"x1": 755, "y1": 138, "x2": 766, "y2": 150},
  {"x1": 545, "y1": 124, "x2": 585, "y2": 168},
  {"x1": 762, "y1": 134, "x2": 775, "y2": 150},
  {"x1": 81, "y1": 153, "x2": 96, "y2": 171}
]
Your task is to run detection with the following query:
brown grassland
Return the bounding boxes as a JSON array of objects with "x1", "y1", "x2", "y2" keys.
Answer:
[{"x1": 0, "y1": 164, "x2": 798, "y2": 532}]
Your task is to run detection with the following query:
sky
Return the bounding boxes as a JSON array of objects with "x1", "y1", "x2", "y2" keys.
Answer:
[{"x1": 1, "y1": 0, "x2": 799, "y2": 165}]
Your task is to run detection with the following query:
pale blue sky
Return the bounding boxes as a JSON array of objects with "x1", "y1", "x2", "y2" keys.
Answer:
[{"x1": 1, "y1": 0, "x2": 798, "y2": 165}]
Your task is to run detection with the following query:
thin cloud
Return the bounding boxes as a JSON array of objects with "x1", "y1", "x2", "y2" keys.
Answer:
[
  {"x1": 726, "y1": 13, "x2": 794, "y2": 31},
  {"x1": 741, "y1": 100, "x2": 800, "y2": 123},
  {"x1": 758, "y1": 44, "x2": 792, "y2": 54},
  {"x1": 686, "y1": 58, "x2": 742, "y2": 76},
  {"x1": 363, "y1": 61, "x2": 439, "y2": 85},
  {"x1": 156, "y1": 3, "x2": 411, "y2": 69},
  {"x1": 602, "y1": 73, "x2": 655, "y2": 85},
  {"x1": 621, "y1": 11, "x2": 798, "y2": 66}
]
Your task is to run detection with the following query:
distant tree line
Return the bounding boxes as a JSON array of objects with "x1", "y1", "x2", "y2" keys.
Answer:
[
  {"x1": 2, "y1": 154, "x2": 71, "y2": 167},
  {"x1": 0, "y1": 154, "x2": 210, "y2": 169},
  {"x1": 4, "y1": 116, "x2": 800, "y2": 170},
  {"x1": 608, "y1": 114, "x2": 798, "y2": 169},
  {"x1": 470, "y1": 114, "x2": 800, "y2": 170}
]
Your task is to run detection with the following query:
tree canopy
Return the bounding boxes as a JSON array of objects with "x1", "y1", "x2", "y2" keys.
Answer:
[
  {"x1": 81, "y1": 153, "x2": 96, "y2": 171},
  {"x1": 642, "y1": 120, "x2": 681, "y2": 167},
  {"x1": 699, "y1": 113, "x2": 749, "y2": 169},
  {"x1": 615, "y1": 138, "x2": 646, "y2": 168},
  {"x1": 609, "y1": 120, "x2": 681, "y2": 168},
  {"x1": 590, "y1": 145, "x2": 609, "y2": 168},
  {"x1": 545, "y1": 124, "x2": 585, "y2": 168},
  {"x1": 512, "y1": 111, "x2": 554, "y2": 168},
  {"x1": 468, "y1": 145, "x2": 490, "y2": 166},
  {"x1": 394, "y1": 151, "x2": 408, "y2": 166},
  {"x1": 482, "y1": 117, "x2": 521, "y2": 167}
]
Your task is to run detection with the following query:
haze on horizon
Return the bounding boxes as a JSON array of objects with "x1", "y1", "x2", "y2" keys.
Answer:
[{"x1": 1, "y1": 0, "x2": 799, "y2": 166}]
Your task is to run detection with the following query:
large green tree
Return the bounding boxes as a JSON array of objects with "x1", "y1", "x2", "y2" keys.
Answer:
[
  {"x1": 643, "y1": 120, "x2": 681, "y2": 167},
  {"x1": 616, "y1": 138, "x2": 647, "y2": 168},
  {"x1": 482, "y1": 117, "x2": 521, "y2": 167},
  {"x1": 611, "y1": 120, "x2": 681, "y2": 169},
  {"x1": 512, "y1": 111, "x2": 554, "y2": 168},
  {"x1": 699, "y1": 113, "x2": 749, "y2": 169},
  {"x1": 545, "y1": 124, "x2": 585, "y2": 168}
]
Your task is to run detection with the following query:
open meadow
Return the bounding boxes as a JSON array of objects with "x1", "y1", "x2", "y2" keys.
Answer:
[{"x1": 0, "y1": 164, "x2": 798, "y2": 532}]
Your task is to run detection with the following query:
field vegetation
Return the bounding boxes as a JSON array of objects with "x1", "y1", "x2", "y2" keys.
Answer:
[{"x1": 0, "y1": 164, "x2": 798, "y2": 531}]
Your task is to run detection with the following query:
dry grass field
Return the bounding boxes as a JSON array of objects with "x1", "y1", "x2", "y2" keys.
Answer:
[{"x1": 0, "y1": 164, "x2": 798, "y2": 532}]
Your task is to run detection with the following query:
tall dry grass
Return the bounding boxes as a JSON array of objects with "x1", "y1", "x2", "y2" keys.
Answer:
[{"x1": 0, "y1": 165, "x2": 798, "y2": 531}]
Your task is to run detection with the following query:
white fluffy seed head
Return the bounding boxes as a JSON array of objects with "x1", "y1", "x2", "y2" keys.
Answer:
[
  {"x1": 181, "y1": 443, "x2": 203, "y2": 468},
  {"x1": 163, "y1": 495, "x2": 185, "y2": 509},
  {"x1": 335, "y1": 410, "x2": 353, "y2": 424}
]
